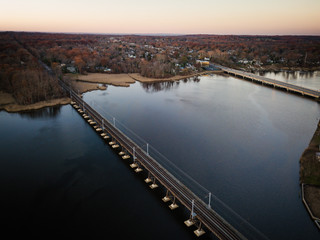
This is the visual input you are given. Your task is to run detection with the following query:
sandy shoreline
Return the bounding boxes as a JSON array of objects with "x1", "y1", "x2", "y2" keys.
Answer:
[
  {"x1": 68, "y1": 73, "x2": 135, "y2": 88},
  {"x1": 0, "y1": 91, "x2": 70, "y2": 113},
  {"x1": 68, "y1": 71, "x2": 220, "y2": 93}
]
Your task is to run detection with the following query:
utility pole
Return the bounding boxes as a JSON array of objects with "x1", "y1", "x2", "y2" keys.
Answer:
[{"x1": 147, "y1": 143, "x2": 149, "y2": 156}]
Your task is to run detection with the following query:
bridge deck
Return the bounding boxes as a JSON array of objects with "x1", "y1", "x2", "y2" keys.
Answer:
[
  {"x1": 59, "y1": 80, "x2": 247, "y2": 240},
  {"x1": 214, "y1": 64, "x2": 320, "y2": 99}
]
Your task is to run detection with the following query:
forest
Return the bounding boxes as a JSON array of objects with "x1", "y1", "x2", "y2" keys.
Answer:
[
  {"x1": 1, "y1": 32, "x2": 320, "y2": 105},
  {"x1": 0, "y1": 32, "x2": 63, "y2": 104}
]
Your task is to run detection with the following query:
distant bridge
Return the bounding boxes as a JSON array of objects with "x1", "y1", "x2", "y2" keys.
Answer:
[
  {"x1": 213, "y1": 64, "x2": 320, "y2": 100},
  {"x1": 59, "y1": 79, "x2": 269, "y2": 240}
]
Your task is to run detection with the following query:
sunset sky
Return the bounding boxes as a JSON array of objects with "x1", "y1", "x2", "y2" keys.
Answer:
[{"x1": 1, "y1": 0, "x2": 319, "y2": 35}]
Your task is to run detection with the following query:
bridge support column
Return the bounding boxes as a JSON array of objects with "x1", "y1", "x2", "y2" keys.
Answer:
[
  {"x1": 194, "y1": 222, "x2": 205, "y2": 237},
  {"x1": 169, "y1": 196, "x2": 179, "y2": 210},
  {"x1": 134, "y1": 165, "x2": 143, "y2": 173},
  {"x1": 145, "y1": 172, "x2": 152, "y2": 183},
  {"x1": 149, "y1": 177, "x2": 158, "y2": 189},
  {"x1": 130, "y1": 162, "x2": 138, "y2": 168},
  {"x1": 162, "y1": 189, "x2": 171, "y2": 202},
  {"x1": 119, "y1": 147, "x2": 125, "y2": 156}
]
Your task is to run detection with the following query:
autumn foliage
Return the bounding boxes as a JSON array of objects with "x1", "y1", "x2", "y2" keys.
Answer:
[
  {"x1": 0, "y1": 32, "x2": 63, "y2": 104},
  {"x1": 1, "y1": 32, "x2": 320, "y2": 105}
]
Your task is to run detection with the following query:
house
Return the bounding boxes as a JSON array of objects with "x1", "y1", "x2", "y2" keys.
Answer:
[
  {"x1": 196, "y1": 60, "x2": 210, "y2": 66},
  {"x1": 67, "y1": 66, "x2": 76, "y2": 73},
  {"x1": 316, "y1": 152, "x2": 320, "y2": 162}
]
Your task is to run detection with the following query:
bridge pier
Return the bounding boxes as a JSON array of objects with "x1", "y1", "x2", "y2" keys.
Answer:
[
  {"x1": 130, "y1": 162, "x2": 138, "y2": 168},
  {"x1": 134, "y1": 162, "x2": 143, "y2": 173},
  {"x1": 169, "y1": 196, "x2": 179, "y2": 210},
  {"x1": 194, "y1": 222, "x2": 206, "y2": 237},
  {"x1": 119, "y1": 147, "x2": 125, "y2": 156},
  {"x1": 149, "y1": 177, "x2": 158, "y2": 189},
  {"x1": 162, "y1": 189, "x2": 171, "y2": 202},
  {"x1": 161, "y1": 189, "x2": 179, "y2": 210},
  {"x1": 144, "y1": 172, "x2": 152, "y2": 183},
  {"x1": 101, "y1": 132, "x2": 107, "y2": 137}
]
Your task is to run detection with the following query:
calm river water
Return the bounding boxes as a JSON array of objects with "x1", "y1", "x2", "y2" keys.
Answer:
[
  {"x1": 1, "y1": 73, "x2": 320, "y2": 239},
  {"x1": 256, "y1": 71, "x2": 320, "y2": 91}
]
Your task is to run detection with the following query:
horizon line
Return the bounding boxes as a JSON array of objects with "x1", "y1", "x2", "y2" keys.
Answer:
[{"x1": 1, "y1": 30, "x2": 320, "y2": 37}]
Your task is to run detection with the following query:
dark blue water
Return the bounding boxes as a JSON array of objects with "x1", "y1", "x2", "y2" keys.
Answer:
[
  {"x1": 1, "y1": 73, "x2": 320, "y2": 239},
  {"x1": 0, "y1": 106, "x2": 203, "y2": 239},
  {"x1": 83, "y1": 74, "x2": 320, "y2": 239}
]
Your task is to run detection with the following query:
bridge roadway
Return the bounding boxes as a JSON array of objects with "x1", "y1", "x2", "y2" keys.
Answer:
[
  {"x1": 59, "y1": 80, "x2": 246, "y2": 240},
  {"x1": 213, "y1": 64, "x2": 320, "y2": 99}
]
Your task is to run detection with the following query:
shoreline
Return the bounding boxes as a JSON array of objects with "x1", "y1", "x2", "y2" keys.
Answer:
[
  {"x1": 128, "y1": 71, "x2": 220, "y2": 83},
  {"x1": 1, "y1": 71, "x2": 219, "y2": 112},
  {"x1": 68, "y1": 71, "x2": 222, "y2": 94},
  {"x1": 0, "y1": 91, "x2": 70, "y2": 113},
  {"x1": 300, "y1": 119, "x2": 320, "y2": 227}
]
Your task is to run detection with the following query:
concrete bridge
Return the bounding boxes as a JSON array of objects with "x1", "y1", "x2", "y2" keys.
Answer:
[{"x1": 213, "y1": 64, "x2": 320, "y2": 100}]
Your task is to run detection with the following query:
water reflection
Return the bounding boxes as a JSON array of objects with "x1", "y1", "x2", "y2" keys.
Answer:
[
  {"x1": 253, "y1": 71, "x2": 320, "y2": 90},
  {"x1": 256, "y1": 71, "x2": 316, "y2": 80},
  {"x1": 299, "y1": 71, "x2": 315, "y2": 78},
  {"x1": 19, "y1": 106, "x2": 62, "y2": 119},
  {"x1": 140, "y1": 76, "x2": 200, "y2": 93}
]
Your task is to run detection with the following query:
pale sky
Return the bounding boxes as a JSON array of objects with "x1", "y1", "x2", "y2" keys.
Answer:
[{"x1": 0, "y1": 0, "x2": 319, "y2": 35}]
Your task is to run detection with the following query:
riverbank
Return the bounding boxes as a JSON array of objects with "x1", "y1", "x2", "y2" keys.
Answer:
[
  {"x1": 68, "y1": 73, "x2": 135, "y2": 88},
  {"x1": 67, "y1": 71, "x2": 221, "y2": 93},
  {"x1": 300, "y1": 119, "x2": 320, "y2": 225},
  {"x1": 1, "y1": 71, "x2": 220, "y2": 112},
  {"x1": 0, "y1": 91, "x2": 70, "y2": 113}
]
